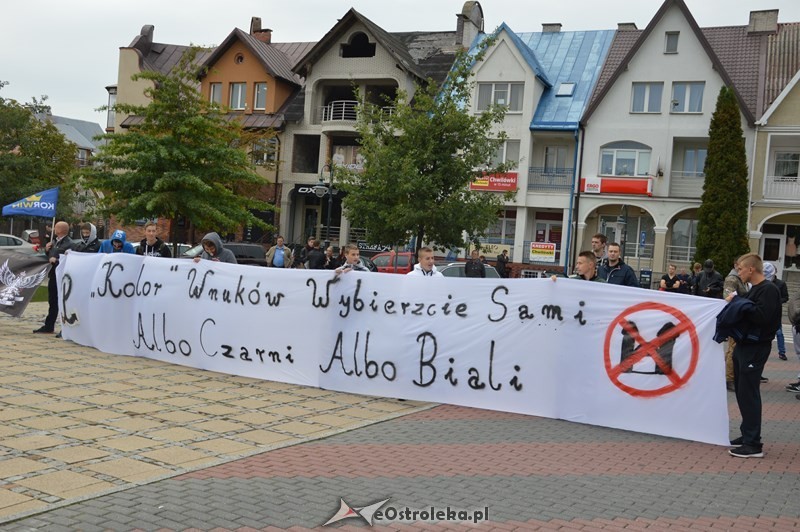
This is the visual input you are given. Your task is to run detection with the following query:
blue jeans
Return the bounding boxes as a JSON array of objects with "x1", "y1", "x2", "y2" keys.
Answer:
[{"x1": 776, "y1": 326, "x2": 785, "y2": 355}]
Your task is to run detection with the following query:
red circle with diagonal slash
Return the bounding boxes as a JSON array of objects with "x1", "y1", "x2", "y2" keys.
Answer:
[{"x1": 603, "y1": 301, "x2": 699, "y2": 397}]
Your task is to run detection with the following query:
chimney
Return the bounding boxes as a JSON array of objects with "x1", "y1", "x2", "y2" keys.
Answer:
[
  {"x1": 748, "y1": 10, "x2": 778, "y2": 34},
  {"x1": 617, "y1": 22, "x2": 638, "y2": 31},
  {"x1": 456, "y1": 1, "x2": 484, "y2": 46},
  {"x1": 542, "y1": 23, "x2": 562, "y2": 33},
  {"x1": 250, "y1": 16, "x2": 272, "y2": 43}
]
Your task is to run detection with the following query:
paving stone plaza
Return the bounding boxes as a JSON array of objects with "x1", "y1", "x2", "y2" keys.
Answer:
[{"x1": 1, "y1": 302, "x2": 799, "y2": 530}]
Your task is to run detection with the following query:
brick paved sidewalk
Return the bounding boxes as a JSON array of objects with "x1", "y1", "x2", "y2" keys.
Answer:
[
  {"x1": 2, "y1": 304, "x2": 799, "y2": 530},
  {"x1": 0, "y1": 303, "x2": 430, "y2": 523}
]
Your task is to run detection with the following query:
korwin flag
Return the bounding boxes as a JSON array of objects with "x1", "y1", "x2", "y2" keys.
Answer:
[{"x1": 2, "y1": 187, "x2": 59, "y2": 218}]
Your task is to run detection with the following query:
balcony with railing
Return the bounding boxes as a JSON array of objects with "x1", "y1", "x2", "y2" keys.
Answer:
[
  {"x1": 316, "y1": 101, "x2": 394, "y2": 127},
  {"x1": 665, "y1": 244, "x2": 696, "y2": 263},
  {"x1": 527, "y1": 167, "x2": 573, "y2": 192},
  {"x1": 668, "y1": 171, "x2": 704, "y2": 198},
  {"x1": 763, "y1": 175, "x2": 800, "y2": 201}
]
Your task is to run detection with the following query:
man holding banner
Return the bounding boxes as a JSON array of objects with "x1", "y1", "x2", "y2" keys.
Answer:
[{"x1": 34, "y1": 221, "x2": 74, "y2": 334}]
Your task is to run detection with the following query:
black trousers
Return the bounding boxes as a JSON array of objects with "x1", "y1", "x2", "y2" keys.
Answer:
[
  {"x1": 732, "y1": 342, "x2": 771, "y2": 446},
  {"x1": 43, "y1": 271, "x2": 59, "y2": 331}
]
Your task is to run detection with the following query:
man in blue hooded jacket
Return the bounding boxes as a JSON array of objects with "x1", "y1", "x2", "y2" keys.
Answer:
[{"x1": 98, "y1": 229, "x2": 135, "y2": 254}]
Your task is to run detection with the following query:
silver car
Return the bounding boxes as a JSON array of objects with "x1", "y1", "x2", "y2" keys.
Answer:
[
  {"x1": 0, "y1": 233, "x2": 37, "y2": 254},
  {"x1": 437, "y1": 262, "x2": 500, "y2": 278}
]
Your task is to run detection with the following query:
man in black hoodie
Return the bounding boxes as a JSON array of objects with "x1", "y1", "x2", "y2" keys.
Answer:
[
  {"x1": 136, "y1": 222, "x2": 172, "y2": 258},
  {"x1": 725, "y1": 253, "x2": 781, "y2": 458}
]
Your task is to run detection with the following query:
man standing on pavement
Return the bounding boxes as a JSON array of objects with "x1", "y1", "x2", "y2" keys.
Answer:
[
  {"x1": 598, "y1": 242, "x2": 638, "y2": 287},
  {"x1": 34, "y1": 221, "x2": 74, "y2": 334},
  {"x1": 496, "y1": 249, "x2": 510, "y2": 278},
  {"x1": 551, "y1": 251, "x2": 605, "y2": 282},
  {"x1": 591, "y1": 233, "x2": 607, "y2": 268},
  {"x1": 136, "y1": 222, "x2": 172, "y2": 258},
  {"x1": 723, "y1": 258, "x2": 749, "y2": 391},
  {"x1": 265, "y1": 236, "x2": 294, "y2": 268},
  {"x1": 696, "y1": 259, "x2": 724, "y2": 298},
  {"x1": 762, "y1": 262, "x2": 788, "y2": 361},
  {"x1": 786, "y1": 284, "x2": 800, "y2": 395},
  {"x1": 465, "y1": 250, "x2": 486, "y2": 278},
  {"x1": 408, "y1": 247, "x2": 443, "y2": 277},
  {"x1": 726, "y1": 253, "x2": 781, "y2": 458}
]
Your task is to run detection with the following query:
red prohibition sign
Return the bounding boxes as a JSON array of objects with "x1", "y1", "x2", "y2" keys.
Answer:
[{"x1": 603, "y1": 301, "x2": 699, "y2": 398}]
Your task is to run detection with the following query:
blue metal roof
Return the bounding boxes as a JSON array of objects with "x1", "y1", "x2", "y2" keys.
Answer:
[{"x1": 515, "y1": 30, "x2": 615, "y2": 131}]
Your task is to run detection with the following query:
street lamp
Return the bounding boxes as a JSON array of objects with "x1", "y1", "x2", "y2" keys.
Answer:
[
  {"x1": 616, "y1": 204, "x2": 628, "y2": 259},
  {"x1": 315, "y1": 164, "x2": 336, "y2": 249}
]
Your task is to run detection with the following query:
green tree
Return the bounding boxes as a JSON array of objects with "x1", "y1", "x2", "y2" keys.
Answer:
[
  {"x1": 340, "y1": 37, "x2": 509, "y2": 252},
  {"x1": 694, "y1": 86, "x2": 750, "y2": 270},
  {"x1": 0, "y1": 83, "x2": 78, "y2": 218},
  {"x1": 84, "y1": 48, "x2": 276, "y2": 242}
]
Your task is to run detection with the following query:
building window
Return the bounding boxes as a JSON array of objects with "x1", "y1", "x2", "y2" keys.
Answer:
[
  {"x1": 254, "y1": 83, "x2": 267, "y2": 110},
  {"x1": 631, "y1": 82, "x2": 663, "y2": 113},
  {"x1": 477, "y1": 83, "x2": 524, "y2": 112},
  {"x1": 230, "y1": 83, "x2": 246, "y2": 110},
  {"x1": 486, "y1": 209, "x2": 516, "y2": 245},
  {"x1": 671, "y1": 82, "x2": 704, "y2": 113},
  {"x1": 491, "y1": 140, "x2": 521, "y2": 168},
  {"x1": 544, "y1": 146, "x2": 568, "y2": 171},
  {"x1": 252, "y1": 137, "x2": 279, "y2": 166},
  {"x1": 600, "y1": 142, "x2": 651, "y2": 176},
  {"x1": 667, "y1": 218, "x2": 698, "y2": 262},
  {"x1": 665, "y1": 32, "x2": 679, "y2": 54},
  {"x1": 556, "y1": 82, "x2": 575, "y2": 97},
  {"x1": 210, "y1": 83, "x2": 222, "y2": 105},
  {"x1": 106, "y1": 87, "x2": 116, "y2": 130},
  {"x1": 682, "y1": 148, "x2": 707, "y2": 177},
  {"x1": 774, "y1": 152, "x2": 800, "y2": 180}
]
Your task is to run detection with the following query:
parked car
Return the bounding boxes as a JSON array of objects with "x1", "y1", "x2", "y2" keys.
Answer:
[
  {"x1": 182, "y1": 242, "x2": 268, "y2": 266},
  {"x1": 0, "y1": 233, "x2": 37, "y2": 254},
  {"x1": 358, "y1": 255, "x2": 378, "y2": 272},
  {"x1": 371, "y1": 251, "x2": 414, "y2": 274},
  {"x1": 437, "y1": 262, "x2": 500, "y2": 278}
]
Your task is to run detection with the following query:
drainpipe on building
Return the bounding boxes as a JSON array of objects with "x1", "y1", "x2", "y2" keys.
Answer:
[
  {"x1": 569, "y1": 125, "x2": 587, "y2": 275},
  {"x1": 748, "y1": 119, "x2": 760, "y2": 249},
  {"x1": 563, "y1": 127, "x2": 581, "y2": 276}
]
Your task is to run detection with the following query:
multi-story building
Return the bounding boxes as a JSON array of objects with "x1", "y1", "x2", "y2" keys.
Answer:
[
  {"x1": 107, "y1": 0, "x2": 800, "y2": 277},
  {"x1": 467, "y1": 23, "x2": 614, "y2": 274},
  {"x1": 107, "y1": 3, "x2": 483, "y2": 248},
  {"x1": 750, "y1": 22, "x2": 800, "y2": 282},
  {"x1": 577, "y1": 0, "x2": 798, "y2": 280}
]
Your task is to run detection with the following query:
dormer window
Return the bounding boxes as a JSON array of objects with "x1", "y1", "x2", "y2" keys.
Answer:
[
  {"x1": 341, "y1": 32, "x2": 376, "y2": 58},
  {"x1": 665, "y1": 32, "x2": 679, "y2": 54}
]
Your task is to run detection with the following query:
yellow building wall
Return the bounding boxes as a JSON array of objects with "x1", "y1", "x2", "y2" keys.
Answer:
[{"x1": 201, "y1": 41, "x2": 295, "y2": 114}]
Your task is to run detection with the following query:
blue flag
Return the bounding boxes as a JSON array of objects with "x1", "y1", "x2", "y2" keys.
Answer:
[{"x1": 2, "y1": 187, "x2": 59, "y2": 218}]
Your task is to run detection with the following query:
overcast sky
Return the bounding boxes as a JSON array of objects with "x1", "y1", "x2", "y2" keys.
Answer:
[{"x1": 3, "y1": 0, "x2": 800, "y2": 126}]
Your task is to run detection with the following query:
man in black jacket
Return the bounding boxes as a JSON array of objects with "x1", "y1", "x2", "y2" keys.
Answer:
[
  {"x1": 726, "y1": 253, "x2": 782, "y2": 458},
  {"x1": 465, "y1": 250, "x2": 485, "y2": 278},
  {"x1": 696, "y1": 259, "x2": 724, "y2": 298},
  {"x1": 763, "y1": 262, "x2": 789, "y2": 360},
  {"x1": 136, "y1": 222, "x2": 172, "y2": 258},
  {"x1": 34, "y1": 221, "x2": 74, "y2": 334}
]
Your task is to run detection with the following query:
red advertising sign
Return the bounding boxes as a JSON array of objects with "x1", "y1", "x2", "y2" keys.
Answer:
[{"x1": 470, "y1": 172, "x2": 518, "y2": 192}]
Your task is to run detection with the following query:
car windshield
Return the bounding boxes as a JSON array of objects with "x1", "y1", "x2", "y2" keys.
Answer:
[{"x1": 183, "y1": 244, "x2": 204, "y2": 258}]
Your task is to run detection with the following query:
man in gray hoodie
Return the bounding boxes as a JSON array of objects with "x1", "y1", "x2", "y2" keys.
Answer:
[{"x1": 192, "y1": 232, "x2": 237, "y2": 264}]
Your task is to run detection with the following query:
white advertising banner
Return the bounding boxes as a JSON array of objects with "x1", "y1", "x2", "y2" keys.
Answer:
[{"x1": 58, "y1": 253, "x2": 730, "y2": 445}]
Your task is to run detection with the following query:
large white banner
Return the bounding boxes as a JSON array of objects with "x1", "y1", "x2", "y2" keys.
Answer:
[{"x1": 58, "y1": 253, "x2": 729, "y2": 445}]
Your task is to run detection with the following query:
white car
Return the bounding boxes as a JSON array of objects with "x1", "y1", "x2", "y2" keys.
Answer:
[{"x1": 0, "y1": 233, "x2": 37, "y2": 254}]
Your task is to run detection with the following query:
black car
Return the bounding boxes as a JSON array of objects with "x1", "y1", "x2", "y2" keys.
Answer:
[{"x1": 182, "y1": 242, "x2": 268, "y2": 266}]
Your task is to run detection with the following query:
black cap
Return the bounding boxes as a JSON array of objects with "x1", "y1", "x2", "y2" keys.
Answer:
[{"x1": 703, "y1": 259, "x2": 714, "y2": 268}]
